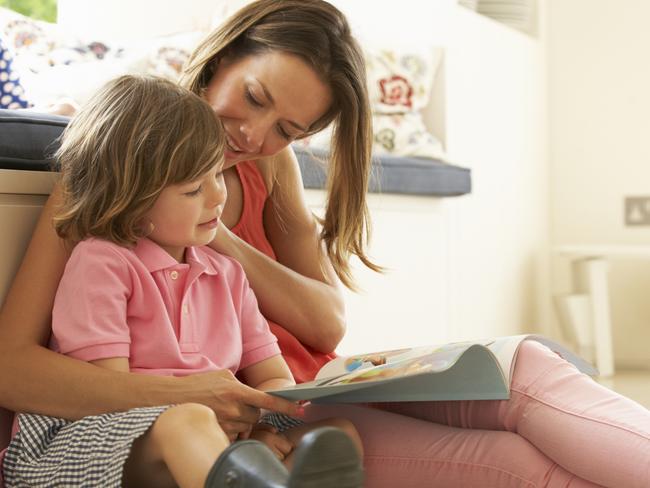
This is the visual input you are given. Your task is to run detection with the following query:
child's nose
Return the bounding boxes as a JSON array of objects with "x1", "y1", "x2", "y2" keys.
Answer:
[{"x1": 209, "y1": 176, "x2": 227, "y2": 207}]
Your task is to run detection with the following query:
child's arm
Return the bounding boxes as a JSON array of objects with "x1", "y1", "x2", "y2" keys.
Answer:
[
  {"x1": 241, "y1": 356, "x2": 300, "y2": 449},
  {"x1": 90, "y1": 357, "x2": 129, "y2": 373},
  {"x1": 240, "y1": 355, "x2": 296, "y2": 391}
]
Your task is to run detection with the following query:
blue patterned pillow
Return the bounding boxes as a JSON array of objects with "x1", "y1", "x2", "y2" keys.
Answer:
[{"x1": 0, "y1": 36, "x2": 31, "y2": 109}]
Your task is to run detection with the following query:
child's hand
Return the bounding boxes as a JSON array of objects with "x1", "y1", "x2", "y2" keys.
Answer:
[{"x1": 250, "y1": 424, "x2": 294, "y2": 461}]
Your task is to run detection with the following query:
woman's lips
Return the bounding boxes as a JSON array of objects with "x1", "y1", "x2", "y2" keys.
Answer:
[{"x1": 226, "y1": 134, "x2": 244, "y2": 153}]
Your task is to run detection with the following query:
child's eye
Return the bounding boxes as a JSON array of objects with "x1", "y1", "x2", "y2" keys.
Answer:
[{"x1": 185, "y1": 186, "x2": 202, "y2": 196}]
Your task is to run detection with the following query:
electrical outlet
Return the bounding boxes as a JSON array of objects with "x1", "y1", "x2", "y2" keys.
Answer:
[{"x1": 624, "y1": 196, "x2": 650, "y2": 226}]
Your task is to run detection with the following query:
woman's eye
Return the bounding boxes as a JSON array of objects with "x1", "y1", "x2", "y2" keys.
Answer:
[
  {"x1": 185, "y1": 186, "x2": 202, "y2": 196},
  {"x1": 245, "y1": 89, "x2": 263, "y2": 108},
  {"x1": 276, "y1": 125, "x2": 292, "y2": 141}
]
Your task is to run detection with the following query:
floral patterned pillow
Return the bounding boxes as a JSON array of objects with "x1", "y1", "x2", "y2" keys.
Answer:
[
  {"x1": 0, "y1": 7, "x2": 201, "y2": 108},
  {"x1": 372, "y1": 113, "x2": 444, "y2": 159},
  {"x1": 0, "y1": 7, "x2": 115, "y2": 73},
  {"x1": 302, "y1": 45, "x2": 446, "y2": 160},
  {"x1": 145, "y1": 46, "x2": 191, "y2": 81},
  {"x1": 303, "y1": 111, "x2": 445, "y2": 161},
  {"x1": 0, "y1": 8, "x2": 58, "y2": 57},
  {"x1": 365, "y1": 45, "x2": 442, "y2": 115}
]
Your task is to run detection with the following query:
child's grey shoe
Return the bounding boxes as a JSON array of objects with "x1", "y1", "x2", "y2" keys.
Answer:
[
  {"x1": 288, "y1": 426, "x2": 364, "y2": 488},
  {"x1": 205, "y1": 440, "x2": 289, "y2": 488}
]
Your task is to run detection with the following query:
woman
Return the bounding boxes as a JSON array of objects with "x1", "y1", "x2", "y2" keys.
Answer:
[{"x1": 0, "y1": 1, "x2": 648, "y2": 487}]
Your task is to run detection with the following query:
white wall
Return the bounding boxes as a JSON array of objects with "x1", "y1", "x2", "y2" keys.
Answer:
[
  {"x1": 548, "y1": 0, "x2": 650, "y2": 368},
  {"x1": 57, "y1": 0, "x2": 220, "y2": 40},
  {"x1": 444, "y1": 7, "x2": 549, "y2": 341}
]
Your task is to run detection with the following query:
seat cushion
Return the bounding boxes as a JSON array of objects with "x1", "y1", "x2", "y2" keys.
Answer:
[
  {"x1": 0, "y1": 109, "x2": 68, "y2": 171},
  {"x1": 294, "y1": 145, "x2": 471, "y2": 197},
  {"x1": 0, "y1": 110, "x2": 472, "y2": 197}
]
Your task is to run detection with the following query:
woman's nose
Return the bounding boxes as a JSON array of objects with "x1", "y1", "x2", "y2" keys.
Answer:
[{"x1": 240, "y1": 119, "x2": 270, "y2": 152}]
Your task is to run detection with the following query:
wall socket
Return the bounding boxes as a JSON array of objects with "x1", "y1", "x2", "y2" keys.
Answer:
[{"x1": 624, "y1": 196, "x2": 650, "y2": 226}]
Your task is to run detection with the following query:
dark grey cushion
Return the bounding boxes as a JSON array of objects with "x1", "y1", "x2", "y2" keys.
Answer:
[
  {"x1": 0, "y1": 110, "x2": 471, "y2": 197},
  {"x1": 0, "y1": 109, "x2": 68, "y2": 171},
  {"x1": 294, "y1": 145, "x2": 471, "y2": 197}
]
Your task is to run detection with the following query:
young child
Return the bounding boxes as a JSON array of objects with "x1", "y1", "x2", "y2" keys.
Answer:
[{"x1": 2, "y1": 75, "x2": 363, "y2": 488}]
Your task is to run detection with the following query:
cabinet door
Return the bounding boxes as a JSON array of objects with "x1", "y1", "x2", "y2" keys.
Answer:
[
  {"x1": 305, "y1": 190, "x2": 450, "y2": 354},
  {"x1": 0, "y1": 170, "x2": 56, "y2": 305}
]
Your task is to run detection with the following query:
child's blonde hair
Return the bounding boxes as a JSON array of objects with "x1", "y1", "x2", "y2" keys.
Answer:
[{"x1": 54, "y1": 74, "x2": 224, "y2": 246}]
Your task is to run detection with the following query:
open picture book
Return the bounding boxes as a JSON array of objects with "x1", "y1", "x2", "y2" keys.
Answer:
[{"x1": 268, "y1": 335, "x2": 597, "y2": 403}]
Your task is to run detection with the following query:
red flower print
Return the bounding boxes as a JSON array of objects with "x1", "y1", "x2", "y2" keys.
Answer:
[{"x1": 379, "y1": 75, "x2": 413, "y2": 108}]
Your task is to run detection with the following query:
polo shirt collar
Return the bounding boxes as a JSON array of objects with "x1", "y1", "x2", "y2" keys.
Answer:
[
  {"x1": 185, "y1": 246, "x2": 219, "y2": 276},
  {"x1": 134, "y1": 238, "x2": 218, "y2": 275},
  {"x1": 133, "y1": 238, "x2": 178, "y2": 272}
]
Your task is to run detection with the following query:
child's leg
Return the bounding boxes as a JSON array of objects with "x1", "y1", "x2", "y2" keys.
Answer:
[
  {"x1": 371, "y1": 340, "x2": 650, "y2": 488},
  {"x1": 303, "y1": 404, "x2": 601, "y2": 487},
  {"x1": 282, "y1": 417, "x2": 363, "y2": 467},
  {"x1": 249, "y1": 416, "x2": 364, "y2": 487},
  {"x1": 123, "y1": 403, "x2": 229, "y2": 488}
]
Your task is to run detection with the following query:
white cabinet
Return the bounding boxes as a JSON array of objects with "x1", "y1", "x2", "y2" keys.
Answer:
[
  {"x1": 0, "y1": 170, "x2": 57, "y2": 305},
  {"x1": 305, "y1": 190, "x2": 453, "y2": 355}
]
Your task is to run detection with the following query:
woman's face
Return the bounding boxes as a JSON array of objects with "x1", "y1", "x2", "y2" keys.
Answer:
[{"x1": 204, "y1": 51, "x2": 333, "y2": 168}]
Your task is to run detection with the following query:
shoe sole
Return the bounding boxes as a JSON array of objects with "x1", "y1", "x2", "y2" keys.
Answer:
[{"x1": 288, "y1": 427, "x2": 364, "y2": 488}]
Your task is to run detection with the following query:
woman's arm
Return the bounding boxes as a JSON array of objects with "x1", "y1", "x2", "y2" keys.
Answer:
[
  {"x1": 0, "y1": 185, "x2": 299, "y2": 430},
  {"x1": 211, "y1": 147, "x2": 346, "y2": 353}
]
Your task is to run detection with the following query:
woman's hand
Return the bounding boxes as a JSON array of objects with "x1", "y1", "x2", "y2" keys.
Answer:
[
  {"x1": 180, "y1": 369, "x2": 302, "y2": 441},
  {"x1": 209, "y1": 220, "x2": 234, "y2": 255}
]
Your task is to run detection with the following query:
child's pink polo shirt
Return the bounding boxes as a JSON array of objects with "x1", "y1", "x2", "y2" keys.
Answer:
[{"x1": 50, "y1": 237, "x2": 280, "y2": 375}]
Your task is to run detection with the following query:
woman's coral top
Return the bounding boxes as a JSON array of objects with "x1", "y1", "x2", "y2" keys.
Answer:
[{"x1": 230, "y1": 161, "x2": 336, "y2": 383}]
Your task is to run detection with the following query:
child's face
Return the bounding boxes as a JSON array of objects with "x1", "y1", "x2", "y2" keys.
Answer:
[{"x1": 144, "y1": 163, "x2": 227, "y2": 262}]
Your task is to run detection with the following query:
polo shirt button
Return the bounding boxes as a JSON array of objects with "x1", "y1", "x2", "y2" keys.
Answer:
[
  {"x1": 183, "y1": 304, "x2": 189, "y2": 314},
  {"x1": 170, "y1": 271, "x2": 179, "y2": 280}
]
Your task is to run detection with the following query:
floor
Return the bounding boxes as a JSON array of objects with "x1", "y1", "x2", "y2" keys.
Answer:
[{"x1": 597, "y1": 370, "x2": 650, "y2": 409}]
